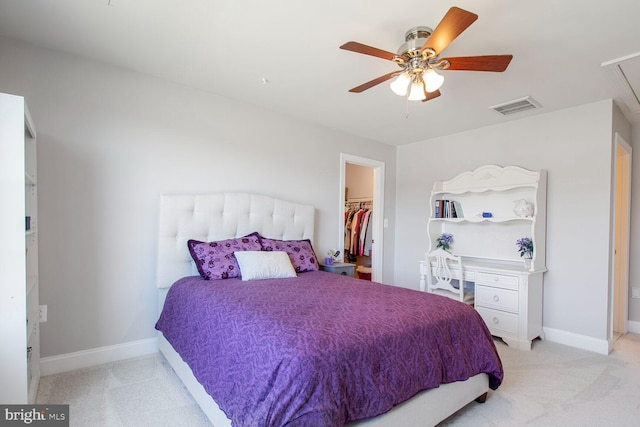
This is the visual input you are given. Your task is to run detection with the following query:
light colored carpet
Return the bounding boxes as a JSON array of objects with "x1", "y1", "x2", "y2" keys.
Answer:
[
  {"x1": 441, "y1": 333, "x2": 640, "y2": 426},
  {"x1": 37, "y1": 334, "x2": 640, "y2": 426}
]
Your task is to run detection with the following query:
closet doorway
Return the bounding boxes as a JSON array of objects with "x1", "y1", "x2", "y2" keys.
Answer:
[
  {"x1": 611, "y1": 133, "x2": 632, "y2": 345},
  {"x1": 338, "y1": 154, "x2": 385, "y2": 282}
]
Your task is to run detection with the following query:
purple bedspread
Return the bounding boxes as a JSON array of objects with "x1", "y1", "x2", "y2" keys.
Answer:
[{"x1": 156, "y1": 271, "x2": 503, "y2": 427}]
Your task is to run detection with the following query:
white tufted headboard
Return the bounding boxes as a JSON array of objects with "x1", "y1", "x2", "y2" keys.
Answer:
[{"x1": 156, "y1": 193, "x2": 315, "y2": 289}]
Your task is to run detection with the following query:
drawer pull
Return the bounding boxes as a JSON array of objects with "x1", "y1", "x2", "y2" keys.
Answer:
[
  {"x1": 493, "y1": 317, "x2": 500, "y2": 325},
  {"x1": 340, "y1": 272, "x2": 347, "y2": 275},
  {"x1": 493, "y1": 295, "x2": 500, "y2": 302}
]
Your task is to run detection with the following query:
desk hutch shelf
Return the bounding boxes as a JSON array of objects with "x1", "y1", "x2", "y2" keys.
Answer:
[{"x1": 423, "y1": 165, "x2": 547, "y2": 350}]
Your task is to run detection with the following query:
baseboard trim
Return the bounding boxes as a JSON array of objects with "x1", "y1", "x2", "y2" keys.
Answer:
[
  {"x1": 542, "y1": 327, "x2": 609, "y2": 355},
  {"x1": 628, "y1": 320, "x2": 640, "y2": 334},
  {"x1": 40, "y1": 337, "x2": 158, "y2": 376},
  {"x1": 40, "y1": 325, "x2": 635, "y2": 376}
]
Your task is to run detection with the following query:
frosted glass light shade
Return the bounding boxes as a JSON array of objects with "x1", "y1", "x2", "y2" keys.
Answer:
[
  {"x1": 407, "y1": 78, "x2": 426, "y2": 101},
  {"x1": 424, "y1": 69, "x2": 444, "y2": 92},
  {"x1": 390, "y1": 72, "x2": 411, "y2": 96}
]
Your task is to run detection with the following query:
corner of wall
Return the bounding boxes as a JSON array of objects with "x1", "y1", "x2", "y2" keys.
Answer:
[
  {"x1": 40, "y1": 338, "x2": 158, "y2": 376},
  {"x1": 542, "y1": 327, "x2": 610, "y2": 355}
]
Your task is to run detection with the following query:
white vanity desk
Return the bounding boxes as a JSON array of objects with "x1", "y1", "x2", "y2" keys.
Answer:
[
  {"x1": 423, "y1": 165, "x2": 547, "y2": 351},
  {"x1": 419, "y1": 259, "x2": 544, "y2": 351}
]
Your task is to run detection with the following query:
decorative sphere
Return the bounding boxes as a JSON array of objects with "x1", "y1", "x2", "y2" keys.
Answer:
[{"x1": 513, "y1": 199, "x2": 534, "y2": 217}]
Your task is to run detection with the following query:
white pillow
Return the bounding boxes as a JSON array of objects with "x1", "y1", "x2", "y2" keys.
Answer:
[{"x1": 234, "y1": 251, "x2": 297, "y2": 281}]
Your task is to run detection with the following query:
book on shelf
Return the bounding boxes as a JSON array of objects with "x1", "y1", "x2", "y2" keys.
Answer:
[
  {"x1": 452, "y1": 201, "x2": 463, "y2": 218},
  {"x1": 449, "y1": 200, "x2": 457, "y2": 218},
  {"x1": 433, "y1": 200, "x2": 463, "y2": 219},
  {"x1": 444, "y1": 200, "x2": 457, "y2": 218}
]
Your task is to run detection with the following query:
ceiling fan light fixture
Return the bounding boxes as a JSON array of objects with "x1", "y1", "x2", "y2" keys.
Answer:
[
  {"x1": 424, "y1": 69, "x2": 444, "y2": 93},
  {"x1": 340, "y1": 7, "x2": 513, "y2": 104},
  {"x1": 407, "y1": 76, "x2": 427, "y2": 101},
  {"x1": 390, "y1": 72, "x2": 412, "y2": 96}
]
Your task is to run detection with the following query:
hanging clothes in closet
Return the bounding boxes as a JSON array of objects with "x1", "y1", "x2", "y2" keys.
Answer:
[{"x1": 344, "y1": 200, "x2": 373, "y2": 262}]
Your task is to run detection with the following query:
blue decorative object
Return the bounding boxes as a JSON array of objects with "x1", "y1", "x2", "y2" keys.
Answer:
[
  {"x1": 324, "y1": 257, "x2": 334, "y2": 265},
  {"x1": 482, "y1": 212, "x2": 493, "y2": 218}
]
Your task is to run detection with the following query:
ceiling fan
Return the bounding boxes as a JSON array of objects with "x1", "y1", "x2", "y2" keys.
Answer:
[{"x1": 340, "y1": 7, "x2": 513, "y2": 102}]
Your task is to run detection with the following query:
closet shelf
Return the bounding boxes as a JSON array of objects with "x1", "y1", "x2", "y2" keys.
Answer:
[
  {"x1": 25, "y1": 172, "x2": 36, "y2": 186},
  {"x1": 26, "y1": 275, "x2": 37, "y2": 295},
  {"x1": 2, "y1": 93, "x2": 40, "y2": 404}
]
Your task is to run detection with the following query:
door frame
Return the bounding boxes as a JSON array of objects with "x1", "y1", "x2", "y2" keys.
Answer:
[
  {"x1": 609, "y1": 132, "x2": 632, "y2": 346},
  {"x1": 339, "y1": 153, "x2": 385, "y2": 282}
]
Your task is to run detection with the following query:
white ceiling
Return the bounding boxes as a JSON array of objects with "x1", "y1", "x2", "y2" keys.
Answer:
[{"x1": 1, "y1": 0, "x2": 639, "y2": 146}]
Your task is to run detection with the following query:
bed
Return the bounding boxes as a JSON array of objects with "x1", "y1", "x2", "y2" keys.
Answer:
[{"x1": 155, "y1": 193, "x2": 503, "y2": 426}]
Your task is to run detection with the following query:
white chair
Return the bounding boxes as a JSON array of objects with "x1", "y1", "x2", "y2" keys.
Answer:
[{"x1": 425, "y1": 248, "x2": 474, "y2": 305}]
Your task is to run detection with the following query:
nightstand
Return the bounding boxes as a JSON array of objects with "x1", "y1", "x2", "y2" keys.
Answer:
[{"x1": 320, "y1": 262, "x2": 356, "y2": 277}]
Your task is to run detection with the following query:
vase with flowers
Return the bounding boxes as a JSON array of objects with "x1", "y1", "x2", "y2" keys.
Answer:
[
  {"x1": 436, "y1": 232, "x2": 453, "y2": 251},
  {"x1": 325, "y1": 249, "x2": 341, "y2": 265},
  {"x1": 516, "y1": 237, "x2": 533, "y2": 259}
]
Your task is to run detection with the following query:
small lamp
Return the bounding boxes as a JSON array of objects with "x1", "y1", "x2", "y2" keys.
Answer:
[
  {"x1": 407, "y1": 76, "x2": 426, "y2": 101},
  {"x1": 424, "y1": 68, "x2": 444, "y2": 93},
  {"x1": 390, "y1": 72, "x2": 412, "y2": 96}
]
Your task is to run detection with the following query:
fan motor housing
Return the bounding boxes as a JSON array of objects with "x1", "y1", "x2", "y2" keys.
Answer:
[{"x1": 398, "y1": 26, "x2": 433, "y2": 57}]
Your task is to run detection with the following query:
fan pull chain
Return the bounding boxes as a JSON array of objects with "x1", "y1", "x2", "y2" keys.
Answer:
[{"x1": 405, "y1": 95, "x2": 411, "y2": 118}]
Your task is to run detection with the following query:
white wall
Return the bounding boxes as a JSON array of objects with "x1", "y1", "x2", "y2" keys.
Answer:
[
  {"x1": 395, "y1": 100, "x2": 622, "y2": 348},
  {"x1": 0, "y1": 37, "x2": 397, "y2": 358}
]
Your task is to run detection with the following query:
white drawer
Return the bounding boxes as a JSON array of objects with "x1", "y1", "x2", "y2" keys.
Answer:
[
  {"x1": 474, "y1": 272, "x2": 519, "y2": 290},
  {"x1": 476, "y1": 307, "x2": 518, "y2": 335},
  {"x1": 475, "y1": 285, "x2": 518, "y2": 313}
]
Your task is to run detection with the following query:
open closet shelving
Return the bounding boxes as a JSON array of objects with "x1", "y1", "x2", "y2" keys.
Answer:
[{"x1": 0, "y1": 93, "x2": 40, "y2": 403}]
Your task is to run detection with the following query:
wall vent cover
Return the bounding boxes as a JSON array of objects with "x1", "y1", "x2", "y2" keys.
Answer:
[{"x1": 489, "y1": 96, "x2": 542, "y2": 116}]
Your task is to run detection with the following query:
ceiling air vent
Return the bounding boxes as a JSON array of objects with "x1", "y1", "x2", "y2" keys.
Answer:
[
  {"x1": 602, "y1": 53, "x2": 640, "y2": 120},
  {"x1": 489, "y1": 96, "x2": 541, "y2": 116}
]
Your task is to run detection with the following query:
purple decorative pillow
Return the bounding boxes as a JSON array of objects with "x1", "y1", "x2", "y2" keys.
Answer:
[
  {"x1": 188, "y1": 232, "x2": 262, "y2": 280},
  {"x1": 259, "y1": 237, "x2": 319, "y2": 273}
]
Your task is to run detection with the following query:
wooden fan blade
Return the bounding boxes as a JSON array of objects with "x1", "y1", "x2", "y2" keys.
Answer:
[
  {"x1": 422, "y1": 89, "x2": 441, "y2": 102},
  {"x1": 422, "y1": 7, "x2": 478, "y2": 56},
  {"x1": 442, "y1": 55, "x2": 513, "y2": 72},
  {"x1": 348, "y1": 71, "x2": 398, "y2": 93},
  {"x1": 340, "y1": 41, "x2": 401, "y2": 62}
]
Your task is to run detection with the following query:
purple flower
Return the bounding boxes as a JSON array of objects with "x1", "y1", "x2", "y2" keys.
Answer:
[
  {"x1": 436, "y1": 233, "x2": 453, "y2": 250},
  {"x1": 516, "y1": 237, "x2": 533, "y2": 257}
]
